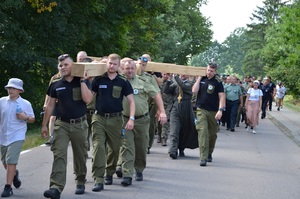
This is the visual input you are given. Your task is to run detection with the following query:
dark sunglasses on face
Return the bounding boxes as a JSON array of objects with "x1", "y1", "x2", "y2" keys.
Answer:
[
  {"x1": 139, "y1": 57, "x2": 148, "y2": 62},
  {"x1": 58, "y1": 54, "x2": 70, "y2": 61}
]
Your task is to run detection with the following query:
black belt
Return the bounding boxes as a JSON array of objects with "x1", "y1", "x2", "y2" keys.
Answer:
[
  {"x1": 57, "y1": 115, "x2": 87, "y2": 124},
  {"x1": 179, "y1": 98, "x2": 192, "y2": 101},
  {"x1": 87, "y1": 110, "x2": 95, "y2": 115},
  {"x1": 226, "y1": 99, "x2": 239, "y2": 102},
  {"x1": 123, "y1": 112, "x2": 149, "y2": 120},
  {"x1": 95, "y1": 111, "x2": 122, "y2": 118}
]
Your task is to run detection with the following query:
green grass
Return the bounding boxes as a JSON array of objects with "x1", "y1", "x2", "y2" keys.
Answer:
[
  {"x1": 23, "y1": 126, "x2": 46, "y2": 151},
  {"x1": 283, "y1": 95, "x2": 300, "y2": 113}
]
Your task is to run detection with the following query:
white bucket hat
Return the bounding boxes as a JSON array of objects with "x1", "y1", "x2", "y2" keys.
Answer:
[{"x1": 4, "y1": 78, "x2": 24, "y2": 92}]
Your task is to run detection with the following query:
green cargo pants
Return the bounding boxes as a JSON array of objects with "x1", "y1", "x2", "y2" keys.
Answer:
[
  {"x1": 50, "y1": 119, "x2": 88, "y2": 192},
  {"x1": 119, "y1": 116, "x2": 150, "y2": 177},
  {"x1": 196, "y1": 108, "x2": 218, "y2": 161},
  {"x1": 91, "y1": 114, "x2": 123, "y2": 183},
  {"x1": 148, "y1": 101, "x2": 157, "y2": 149}
]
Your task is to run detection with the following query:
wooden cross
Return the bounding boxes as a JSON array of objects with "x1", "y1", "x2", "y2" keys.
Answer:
[{"x1": 72, "y1": 59, "x2": 206, "y2": 77}]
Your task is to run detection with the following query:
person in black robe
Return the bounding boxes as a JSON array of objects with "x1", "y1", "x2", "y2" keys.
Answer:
[{"x1": 163, "y1": 74, "x2": 198, "y2": 159}]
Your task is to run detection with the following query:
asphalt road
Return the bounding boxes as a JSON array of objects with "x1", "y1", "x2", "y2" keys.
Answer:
[{"x1": 1, "y1": 116, "x2": 300, "y2": 199}]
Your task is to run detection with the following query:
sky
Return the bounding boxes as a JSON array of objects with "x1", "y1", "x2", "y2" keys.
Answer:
[{"x1": 200, "y1": 0, "x2": 264, "y2": 42}]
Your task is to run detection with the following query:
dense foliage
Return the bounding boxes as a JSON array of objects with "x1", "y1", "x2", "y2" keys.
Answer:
[
  {"x1": 191, "y1": 0, "x2": 299, "y2": 97},
  {"x1": 262, "y1": 0, "x2": 300, "y2": 97},
  {"x1": 0, "y1": 0, "x2": 212, "y2": 124},
  {"x1": 1, "y1": 0, "x2": 300, "y2": 127}
]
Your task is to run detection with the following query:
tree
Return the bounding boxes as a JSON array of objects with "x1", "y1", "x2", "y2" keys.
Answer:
[
  {"x1": 190, "y1": 28, "x2": 248, "y2": 78},
  {"x1": 189, "y1": 40, "x2": 221, "y2": 67},
  {"x1": 0, "y1": 0, "x2": 213, "y2": 125},
  {"x1": 243, "y1": 0, "x2": 288, "y2": 77},
  {"x1": 0, "y1": 0, "x2": 53, "y2": 124},
  {"x1": 219, "y1": 28, "x2": 247, "y2": 77},
  {"x1": 262, "y1": 1, "x2": 300, "y2": 97},
  {"x1": 157, "y1": 0, "x2": 213, "y2": 64}
]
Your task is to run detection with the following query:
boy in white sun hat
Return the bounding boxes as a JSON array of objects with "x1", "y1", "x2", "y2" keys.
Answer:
[{"x1": 0, "y1": 78, "x2": 35, "y2": 197}]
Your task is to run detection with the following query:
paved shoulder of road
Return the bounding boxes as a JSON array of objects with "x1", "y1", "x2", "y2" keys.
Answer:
[
  {"x1": 0, "y1": 104, "x2": 300, "y2": 199},
  {"x1": 267, "y1": 103, "x2": 300, "y2": 146}
]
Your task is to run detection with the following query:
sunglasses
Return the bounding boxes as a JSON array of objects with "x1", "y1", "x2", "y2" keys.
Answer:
[
  {"x1": 139, "y1": 57, "x2": 148, "y2": 62},
  {"x1": 58, "y1": 54, "x2": 70, "y2": 61},
  {"x1": 208, "y1": 62, "x2": 217, "y2": 68}
]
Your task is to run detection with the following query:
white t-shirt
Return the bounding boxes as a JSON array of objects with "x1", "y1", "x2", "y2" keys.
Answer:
[
  {"x1": 247, "y1": 88, "x2": 263, "y2": 101},
  {"x1": 276, "y1": 86, "x2": 286, "y2": 99},
  {"x1": 0, "y1": 96, "x2": 35, "y2": 146}
]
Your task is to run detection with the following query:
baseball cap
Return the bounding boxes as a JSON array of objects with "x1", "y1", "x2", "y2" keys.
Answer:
[{"x1": 253, "y1": 80, "x2": 260, "y2": 84}]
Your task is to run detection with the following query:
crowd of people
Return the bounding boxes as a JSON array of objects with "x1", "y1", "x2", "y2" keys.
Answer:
[
  {"x1": 0, "y1": 51, "x2": 287, "y2": 198},
  {"x1": 221, "y1": 74, "x2": 286, "y2": 134}
]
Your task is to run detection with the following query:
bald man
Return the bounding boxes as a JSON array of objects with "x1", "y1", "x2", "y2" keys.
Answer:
[{"x1": 76, "y1": 51, "x2": 88, "y2": 62}]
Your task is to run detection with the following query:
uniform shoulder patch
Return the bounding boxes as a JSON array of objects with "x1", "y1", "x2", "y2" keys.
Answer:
[
  {"x1": 118, "y1": 74, "x2": 127, "y2": 81},
  {"x1": 52, "y1": 77, "x2": 62, "y2": 83},
  {"x1": 52, "y1": 73, "x2": 61, "y2": 80},
  {"x1": 93, "y1": 75, "x2": 105, "y2": 81},
  {"x1": 141, "y1": 72, "x2": 153, "y2": 81},
  {"x1": 137, "y1": 75, "x2": 148, "y2": 82},
  {"x1": 215, "y1": 75, "x2": 222, "y2": 83},
  {"x1": 145, "y1": 72, "x2": 153, "y2": 77}
]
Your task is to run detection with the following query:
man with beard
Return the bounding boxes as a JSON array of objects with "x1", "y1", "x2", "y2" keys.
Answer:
[{"x1": 91, "y1": 53, "x2": 135, "y2": 192}]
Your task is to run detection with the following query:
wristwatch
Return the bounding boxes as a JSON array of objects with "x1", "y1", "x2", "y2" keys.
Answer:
[
  {"x1": 219, "y1": 107, "x2": 226, "y2": 112},
  {"x1": 80, "y1": 79, "x2": 87, "y2": 83},
  {"x1": 129, "y1": 116, "x2": 135, "y2": 121}
]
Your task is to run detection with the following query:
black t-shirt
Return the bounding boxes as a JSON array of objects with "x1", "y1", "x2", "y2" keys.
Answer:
[
  {"x1": 92, "y1": 73, "x2": 133, "y2": 113},
  {"x1": 47, "y1": 77, "x2": 87, "y2": 119},
  {"x1": 261, "y1": 81, "x2": 276, "y2": 98},
  {"x1": 195, "y1": 75, "x2": 224, "y2": 111}
]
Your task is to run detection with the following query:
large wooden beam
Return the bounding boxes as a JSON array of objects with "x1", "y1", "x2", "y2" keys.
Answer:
[
  {"x1": 145, "y1": 62, "x2": 206, "y2": 76},
  {"x1": 87, "y1": 56, "x2": 103, "y2": 61},
  {"x1": 72, "y1": 61, "x2": 206, "y2": 77},
  {"x1": 71, "y1": 63, "x2": 106, "y2": 77}
]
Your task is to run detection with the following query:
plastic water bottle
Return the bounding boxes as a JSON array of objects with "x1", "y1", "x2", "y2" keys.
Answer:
[
  {"x1": 49, "y1": 135, "x2": 53, "y2": 143},
  {"x1": 121, "y1": 129, "x2": 125, "y2": 139},
  {"x1": 16, "y1": 104, "x2": 22, "y2": 114},
  {"x1": 194, "y1": 118, "x2": 198, "y2": 125}
]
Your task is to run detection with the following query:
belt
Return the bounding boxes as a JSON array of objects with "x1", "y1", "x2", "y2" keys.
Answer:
[
  {"x1": 123, "y1": 112, "x2": 149, "y2": 120},
  {"x1": 226, "y1": 99, "x2": 239, "y2": 102},
  {"x1": 57, "y1": 115, "x2": 87, "y2": 124},
  {"x1": 95, "y1": 111, "x2": 122, "y2": 118},
  {"x1": 87, "y1": 110, "x2": 95, "y2": 115},
  {"x1": 179, "y1": 98, "x2": 192, "y2": 101}
]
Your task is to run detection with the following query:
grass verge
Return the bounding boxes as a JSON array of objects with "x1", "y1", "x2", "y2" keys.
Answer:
[
  {"x1": 283, "y1": 95, "x2": 300, "y2": 113},
  {"x1": 23, "y1": 126, "x2": 46, "y2": 151}
]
